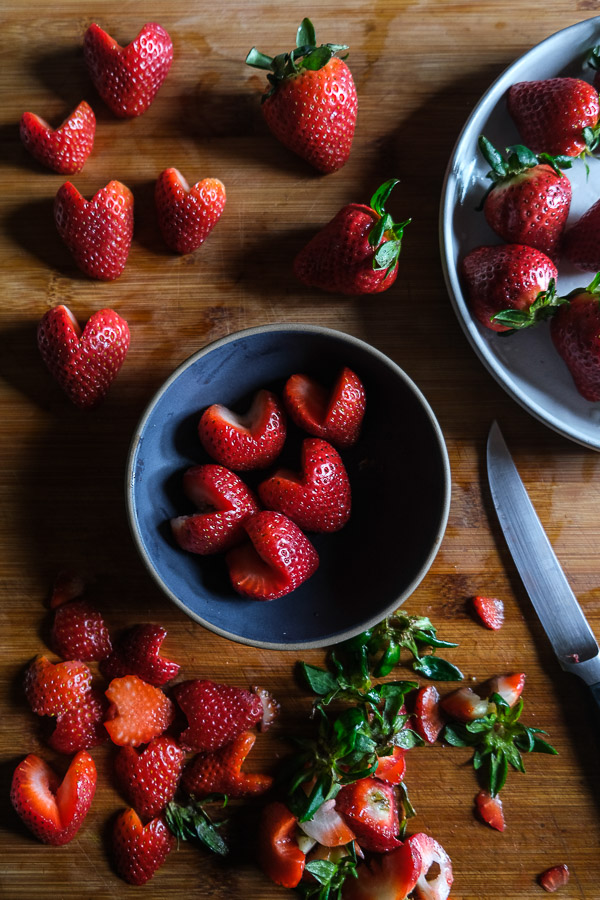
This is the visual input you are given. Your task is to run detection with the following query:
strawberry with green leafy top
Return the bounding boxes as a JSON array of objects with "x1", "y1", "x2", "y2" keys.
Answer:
[
  {"x1": 181, "y1": 731, "x2": 273, "y2": 799},
  {"x1": 283, "y1": 367, "x2": 365, "y2": 449},
  {"x1": 246, "y1": 18, "x2": 357, "y2": 173},
  {"x1": 155, "y1": 169, "x2": 226, "y2": 254},
  {"x1": 20, "y1": 101, "x2": 96, "y2": 174},
  {"x1": 550, "y1": 273, "x2": 600, "y2": 400},
  {"x1": 112, "y1": 808, "x2": 175, "y2": 885}
]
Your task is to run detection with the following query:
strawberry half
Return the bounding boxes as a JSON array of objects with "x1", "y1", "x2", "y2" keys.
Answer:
[
  {"x1": 440, "y1": 685, "x2": 490, "y2": 723},
  {"x1": 225, "y1": 510, "x2": 319, "y2": 600},
  {"x1": 50, "y1": 598, "x2": 112, "y2": 661},
  {"x1": 375, "y1": 746, "x2": 407, "y2": 785},
  {"x1": 20, "y1": 101, "x2": 95, "y2": 174},
  {"x1": 475, "y1": 789, "x2": 505, "y2": 831},
  {"x1": 114, "y1": 735, "x2": 186, "y2": 819},
  {"x1": 172, "y1": 678, "x2": 266, "y2": 751},
  {"x1": 412, "y1": 684, "x2": 445, "y2": 744},
  {"x1": 258, "y1": 438, "x2": 351, "y2": 533},
  {"x1": 297, "y1": 797, "x2": 356, "y2": 848},
  {"x1": 10, "y1": 751, "x2": 96, "y2": 845},
  {"x1": 335, "y1": 776, "x2": 402, "y2": 853},
  {"x1": 246, "y1": 18, "x2": 357, "y2": 174},
  {"x1": 538, "y1": 864, "x2": 570, "y2": 893},
  {"x1": 24, "y1": 655, "x2": 93, "y2": 716},
  {"x1": 343, "y1": 836, "x2": 423, "y2": 900},
  {"x1": 104, "y1": 675, "x2": 175, "y2": 747},
  {"x1": 258, "y1": 801, "x2": 306, "y2": 889},
  {"x1": 171, "y1": 464, "x2": 260, "y2": 554},
  {"x1": 283, "y1": 367, "x2": 365, "y2": 449},
  {"x1": 84, "y1": 22, "x2": 173, "y2": 118},
  {"x1": 112, "y1": 808, "x2": 175, "y2": 885},
  {"x1": 485, "y1": 672, "x2": 526, "y2": 708},
  {"x1": 409, "y1": 832, "x2": 454, "y2": 900},
  {"x1": 155, "y1": 168, "x2": 226, "y2": 254},
  {"x1": 49, "y1": 569, "x2": 85, "y2": 608},
  {"x1": 181, "y1": 731, "x2": 273, "y2": 799},
  {"x1": 100, "y1": 623, "x2": 180, "y2": 686},
  {"x1": 54, "y1": 180, "x2": 134, "y2": 280},
  {"x1": 37, "y1": 305, "x2": 130, "y2": 410},
  {"x1": 293, "y1": 180, "x2": 410, "y2": 294},
  {"x1": 472, "y1": 595, "x2": 505, "y2": 630},
  {"x1": 198, "y1": 388, "x2": 286, "y2": 471},
  {"x1": 550, "y1": 275, "x2": 600, "y2": 401}
]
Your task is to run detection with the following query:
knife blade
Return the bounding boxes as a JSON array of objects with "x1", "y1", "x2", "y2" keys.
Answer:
[{"x1": 486, "y1": 420, "x2": 600, "y2": 699}]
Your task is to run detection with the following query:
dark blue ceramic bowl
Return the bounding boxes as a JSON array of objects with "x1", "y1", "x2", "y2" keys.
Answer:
[{"x1": 125, "y1": 324, "x2": 451, "y2": 650}]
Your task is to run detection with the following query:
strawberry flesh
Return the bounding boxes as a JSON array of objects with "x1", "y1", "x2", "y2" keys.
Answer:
[
  {"x1": 472, "y1": 595, "x2": 505, "y2": 630},
  {"x1": 412, "y1": 684, "x2": 445, "y2": 744},
  {"x1": 539, "y1": 863, "x2": 570, "y2": 892},
  {"x1": 335, "y1": 776, "x2": 402, "y2": 853},
  {"x1": 104, "y1": 675, "x2": 175, "y2": 747},
  {"x1": 258, "y1": 801, "x2": 306, "y2": 889},
  {"x1": 475, "y1": 789, "x2": 505, "y2": 831}
]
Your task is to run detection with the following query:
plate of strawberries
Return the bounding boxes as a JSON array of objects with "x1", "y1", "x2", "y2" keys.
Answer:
[
  {"x1": 126, "y1": 324, "x2": 450, "y2": 650},
  {"x1": 441, "y1": 15, "x2": 600, "y2": 450}
]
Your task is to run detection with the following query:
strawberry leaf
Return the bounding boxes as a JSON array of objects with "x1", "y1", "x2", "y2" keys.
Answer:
[
  {"x1": 412, "y1": 655, "x2": 464, "y2": 681},
  {"x1": 165, "y1": 797, "x2": 228, "y2": 856}
]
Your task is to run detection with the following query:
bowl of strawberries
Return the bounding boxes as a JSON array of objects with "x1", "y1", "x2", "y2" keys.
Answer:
[{"x1": 126, "y1": 324, "x2": 450, "y2": 649}]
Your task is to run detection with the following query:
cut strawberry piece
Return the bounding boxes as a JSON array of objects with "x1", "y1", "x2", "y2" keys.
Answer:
[
  {"x1": 486, "y1": 672, "x2": 526, "y2": 707},
  {"x1": 112, "y1": 808, "x2": 175, "y2": 885},
  {"x1": 258, "y1": 438, "x2": 351, "y2": 533},
  {"x1": 155, "y1": 168, "x2": 226, "y2": 254},
  {"x1": 104, "y1": 675, "x2": 175, "y2": 747},
  {"x1": 10, "y1": 751, "x2": 96, "y2": 845},
  {"x1": 343, "y1": 835, "x2": 423, "y2": 900},
  {"x1": 198, "y1": 389, "x2": 286, "y2": 471},
  {"x1": 172, "y1": 678, "x2": 265, "y2": 751},
  {"x1": 171, "y1": 464, "x2": 260, "y2": 554},
  {"x1": 298, "y1": 798, "x2": 356, "y2": 848},
  {"x1": 410, "y1": 832, "x2": 453, "y2": 900},
  {"x1": 413, "y1": 684, "x2": 445, "y2": 744},
  {"x1": 253, "y1": 685, "x2": 280, "y2": 731},
  {"x1": 440, "y1": 685, "x2": 490, "y2": 723},
  {"x1": 181, "y1": 731, "x2": 273, "y2": 799},
  {"x1": 49, "y1": 569, "x2": 86, "y2": 608},
  {"x1": 283, "y1": 367, "x2": 365, "y2": 448},
  {"x1": 259, "y1": 801, "x2": 305, "y2": 889},
  {"x1": 475, "y1": 789, "x2": 505, "y2": 832},
  {"x1": 24, "y1": 655, "x2": 93, "y2": 716},
  {"x1": 49, "y1": 687, "x2": 109, "y2": 754},
  {"x1": 225, "y1": 510, "x2": 319, "y2": 600},
  {"x1": 100, "y1": 624, "x2": 180, "y2": 686},
  {"x1": 472, "y1": 595, "x2": 505, "y2": 630},
  {"x1": 335, "y1": 776, "x2": 402, "y2": 853},
  {"x1": 114, "y1": 735, "x2": 185, "y2": 819},
  {"x1": 375, "y1": 746, "x2": 407, "y2": 784},
  {"x1": 539, "y1": 863, "x2": 570, "y2": 892},
  {"x1": 51, "y1": 599, "x2": 112, "y2": 661},
  {"x1": 20, "y1": 101, "x2": 95, "y2": 174}
]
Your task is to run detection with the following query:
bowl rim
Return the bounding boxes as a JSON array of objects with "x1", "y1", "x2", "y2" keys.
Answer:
[{"x1": 125, "y1": 322, "x2": 452, "y2": 650}]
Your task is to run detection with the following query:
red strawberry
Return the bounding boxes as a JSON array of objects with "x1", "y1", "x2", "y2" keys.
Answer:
[
  {"x1": 374, "y1": 746, "x2": 406, "y2": 785},
  {"x1": 171, "y1": 464, "x2": 260, "y2": 555},
  {"x1": 258, "y1": 438, "x2": 351, "y2": 533},
  {"x1": 297, "y1": 798, "x2": 356, "y2": 848},
  {"x1": 258, "y1": 801, "x2": 306, "y2": 889},
  {"x1": 24, "y1": 655, "x2": 93, "y2": 716},
  {"x1": 51, "y1": 599, "x2": 112, "y2": 661},
  {"x1": 10, "y1": 751, "x2": 96, "y2": 845},
  {"x1": 226, "y1": 510, "x2": 319, "y2": 600},
  {"x1": 104, "y1": 675, "x2": 175, "y2": 747},
  {"x1": 472, "y1": 595, "x2": 505, "y2": 630},
  {"x1": 283, "y1": 367, "x2": 365, "y2": 449},
  {"x1": 477, "y1": 136, "x2": 572, "y2": 259},
  {"x1": 507, "y1": 77, "x2": 600, "y2": 158},
  {"x1": 181, "y1": 731, "x2": 273, "y2": 799},
  {"x1": 440, "y1": 685, "x2": 490, "y2": 723},
  {"x1": 538, "y1": 863, "x2": 570, "y2": 893},
  {"x1": 409, "y1": 832, "x2": 454, "y2": 900},
  {"x1": 475, "y1": 789, "x2": 505, "y2": 831},
  {"x1": 550, "y1": 275, "x2": 600, "y2": 400},
  {"x1": 412, "y1": 684, "x2": 445, "y2": 744},
  {"x1": 293, "y1": 180, "x2": 409, "y2": 294},
  {"x1": 198, "y1": 388, "x2": 286, "y2": 471},
  {"x1": 49, "y1": 569, "x2": 86, "y2": 608},
  {"x1": 246, "y1": 18, "x2": 357, "y2": 174},
  {"x1": 155, "y1": 169, "x2": 226, "y2": 254},
  {"x1": 84, "y1": 22, "x2": 173, "y2": 118},
  {"x1": 112, "y1": 808, "x2": 175, "y2": 885},
  {"x1": 461, "y1": 243, "x2": 558, "y2": 332},
  {"x1": 49, "y1": 687, "x2": 109, "y2": 754},
  {"x1": 335, "y1": 776, "x2": 402, "y2": 853},
  {"x1": 114, "y1": 735, "x2": 185, "y2": 819},
  {"x1": 563, "y1": 198, "x2": 600, "y2": 271},
  {"x1": 100, "y1": 624, "x2": 180, "y2": 686},
  {"x1": 172, "y1": 678, "x2": 267, "y2": 751},
  {"x1": 37, "y1": 305, "x2": 130, "y2": 409},
  {"x1": 54, "y1": 180, "x2": 134, "y2": 280},
  {"x1": 343, "y1": 834, "x2": 423, "y2": 900},
  {"x1": 20, "y1": 101, "x2": 95, "y2": 174},
  {"x1": 486, "y1": 672, "x2": 526, "y2": 708}
]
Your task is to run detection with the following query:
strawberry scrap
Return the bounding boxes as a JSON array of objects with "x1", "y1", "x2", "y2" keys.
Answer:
[
  {"x1": 335, "y1": 776, "x2": 402, "y2": 853},
  {"x1": 155, "y1": 168, "x2": 226, "y2": 254},
  {"x1": 49, "y1": 569, "x2": 86, "y2": 608},
  {"x1": 258, "y1": 801, "x2": 306, "y2": 889},
  {"x1": 475, "y1": 789, "x2": 505, "y2": 832},
  {"x1": 20, "y1": 101, "x2": 96, "y2": 174},
  {"x1": 472, "y1": 594, "x2": 505, "y2": 630},
  {"x1": 412, "y1": 684, "x2": 446, "y2": 744},
  {"x1": 538, "y1": 863, "x2": 570, "y2": 893}
]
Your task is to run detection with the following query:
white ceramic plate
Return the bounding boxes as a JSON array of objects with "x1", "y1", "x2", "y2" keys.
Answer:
[{"x1": 440, "y1": 16, "x2": 600, "y2": 450}]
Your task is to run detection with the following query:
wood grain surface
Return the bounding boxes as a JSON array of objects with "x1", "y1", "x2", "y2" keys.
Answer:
[{"x1": 2, "y1": 1, "x2": 600, "y2": 898}]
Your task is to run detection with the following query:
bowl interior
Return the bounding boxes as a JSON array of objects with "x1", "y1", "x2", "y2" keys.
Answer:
[{"x1": 127, "y1": 325, "x2": 450, "y2": 649}]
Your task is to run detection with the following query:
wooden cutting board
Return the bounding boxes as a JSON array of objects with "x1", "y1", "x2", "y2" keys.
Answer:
[{"x1": 1, "y1": 1, "x2": 600, "y2": 898}]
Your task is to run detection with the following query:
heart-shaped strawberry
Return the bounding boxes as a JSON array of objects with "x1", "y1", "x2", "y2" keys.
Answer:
[
  {"x1": 198, "y1": 389, "x2": 287, "y2": 471},
  {"x1": 112, "y1": 808, "x2": 175, "y2": 885},
  {"x1": 283, "y1": 366, "x2": 366, "y2": 448},
  {"x1": 54, "y1": 180, "x2": 134, "y2": 280},
  {"x1": 84, "y1": 22, "x2": 173, "y2": 118},
  {"x1": 20, "y1": 101, "x2": 96, "y2": 174},
  {"x1": 258, "y1": 438, "x2": 351, "y2": 532},
  {"x1": 155, "y1": 168, "x2": 226, "y2": 254},
  {"x1": 114, "y1": 735, "x2": 185, "y2": 819},
  {"x1": 37, "y1": 305, "x2": 130, "y2": 410}
]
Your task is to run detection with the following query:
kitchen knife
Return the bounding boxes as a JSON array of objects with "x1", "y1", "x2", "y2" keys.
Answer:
[{"x1": 486, "y1": 420, "x2": 600, "y2": 707}]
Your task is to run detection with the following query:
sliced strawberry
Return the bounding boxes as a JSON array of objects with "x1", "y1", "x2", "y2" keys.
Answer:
[
  {"x1": 50, "y1": 599, "x2": 112, "y2": 662},
  {"x1": 283, "y1": 367, "x2": 365, "y2": 448},
  {"x1": 104, "y1": 675, "x2": 174, "y2": 747},
  {"x1": 375, "y1": 746, "x2": 407, "y2": 784},
  {"x1": 297, "y1": 798, "x2": 356, "y2": 848},
  {"x1": 172, "y1": 678, "x2": 265, "y2": 751},
  {"x1": 112, "y1": 808, "x2": 175, "y2": 885},
  {"x1": 412, "y1": 684, "x2": 445, "y2": 744},
  {"x1": 258, "y1": 438, "x2": 351, "y2": 533},
  {"x1": 410, "y1": 832, "x2": 453, "y2": 900},
  {"x1": 335, "y1": 776, "x2": 402, "y2": 853},
  {"x1": 49, "y1": 687, "x2": 109, "y2": 754},
  {"x1": 538, "y1": 863, "x2": 570, "y2": 892},
  {"x1": 475, "y1": 789, "x2": 505, "y2": 832},
  {"x1": 472, "y1": 595, "x2": 505, "y2": 630},
  {"x1": 114, "y1": 735, "x2": 185, "y2": 819},
  {"x1": 225, "y1": 510, "x2": 319, "y2": 600},
  {"x1": 10, "y1": 751, "x2": 96, "y2": 845},
  {"x1": 24, "y1": 655, "x2": 93, "y2": 716},
  {"x1": 49, "y1": 569, "x2": 86, "y2": 608},
  {"x1": 253, "y1": 685, "x2": 280, "y2": 731},
  {"x1": 198, "y1": 389, "x2": 286, "y2": 471},
  {"x1": 100, "y1": 624, "x2": 180, "y2": 686},
  {"x1": 181, "y1": 731, "x2": 273, "y2": 799},
  {"x1": 170, "y1": 464, "x2": 260, "y2": 554},
  {"x1": 440, "y1": 685, "x2": 490, "y2": 723},
  {"x1": 258, "y1": 801, "x2": 305, "y2": 889},
  {"x1": 20, "y1": 101, "x2": 95, "y2": 174},
  {"x1": 486, "y1": 672, "x2": 526, "y2": 707},
  {"x1": 155, "y1": 168, "x2": 226, "y2": 254},
  {"x1": 343, "y1": 835, "x2": 423, "y2": 900}
]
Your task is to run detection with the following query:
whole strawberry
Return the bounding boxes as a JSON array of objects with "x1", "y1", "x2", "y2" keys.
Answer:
[
  {"x1": 507, "y1": 77, "x2": 600, "y2": 158},
  {"x1": 562, "y1": 197, "x2": 600, "y2": 271},
  {"x1": 550, "y1": 273, "x2": 600, "y2": 401},
  {"x1": 155, "y1": 169, "x2": 226, "y2": 254},
  {"x1": 246, "y1": 18, "x2": 357, "y2": 173},
  {"x1": 84, "y1": 22, "x2": 173, "y2": 118},
  {"x1": 20, "y1": 101, "x2": 95, "y2": 174},
  {"x1": 293, "y1": 179, "x2": 410, "y2": 294},
  {"x1": 37, "y1": 305, "x2": 130, "y2": 409},
  {"x1": 54, "y1": 180, "x2": 134, "y2": 280},
  {"x1": 478, "y1": 136, "x2": 572, "y2": 259}
]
